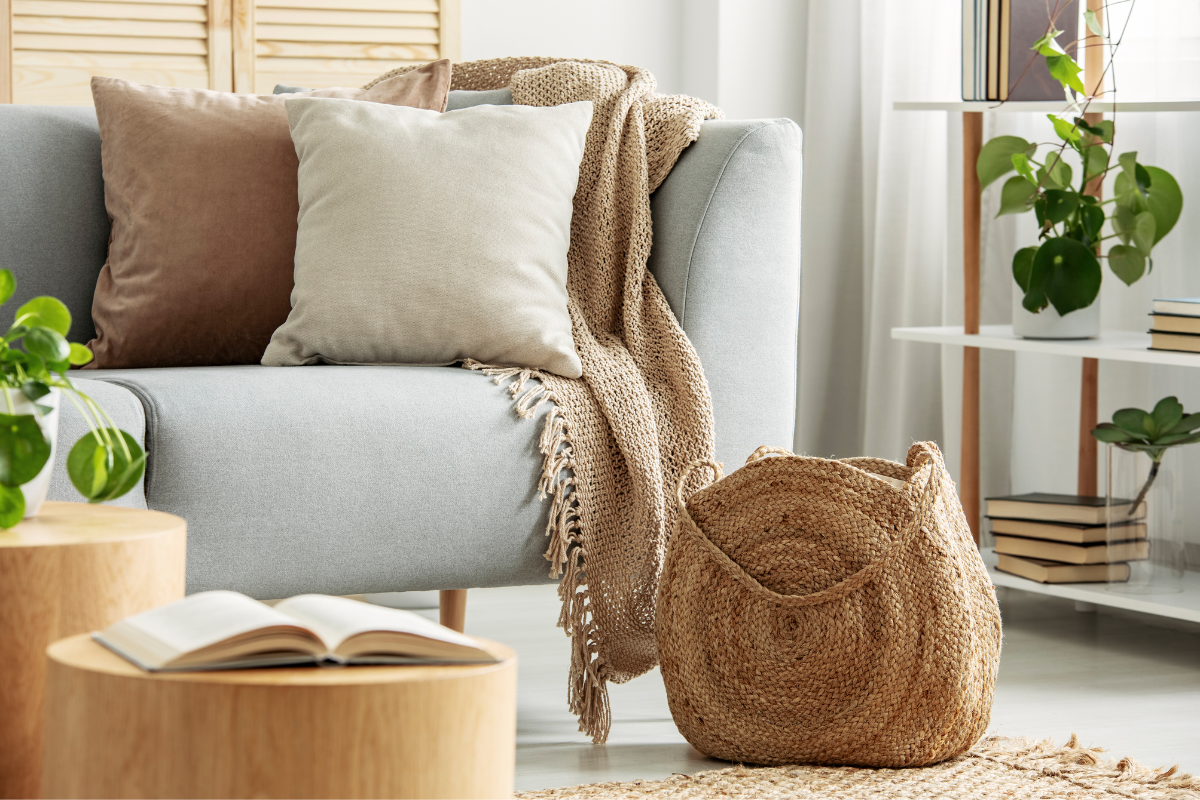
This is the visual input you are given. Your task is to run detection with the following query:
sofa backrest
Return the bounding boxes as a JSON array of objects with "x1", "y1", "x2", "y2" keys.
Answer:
[
  {"x1": 0, "y1": 105, "x2": 109, "y2": 343},
  {"x1": 0, "y1": 90, "x2": 517, "y2": 345}
]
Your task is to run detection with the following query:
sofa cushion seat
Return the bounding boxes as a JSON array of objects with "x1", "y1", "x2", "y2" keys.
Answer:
[{"x1": 88, "y1": 364, "x2": 556, "y2": 598}]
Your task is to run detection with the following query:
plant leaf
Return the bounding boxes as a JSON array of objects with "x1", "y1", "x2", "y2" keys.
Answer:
[
  {"x1": 1107, "y1": 244, "x2": 1146, "y2": 286},
  {"x1": 1113, "y1": 407, "x2": 1154, "y2": 437},
  {"x1": 1084, "y1": 9, "x2": 1104, "y2": 36},
  {"x1": 978, "y1": 136, "x2": 1034, "y2": 191},
  {"x1": 1011, "y1": 152, "x2": 1037, "y2": 183},
  {"x1": 1045, "y1": 53, "x2": 1086, "y2": 94},
  {"x1": 1084, "y1": 143, "x2": 1108, "y2": 181},
  {"x1": 14, "y1": 297, "x2": 71, "y2": 337},
  {"x1": 1152, "y1": 396, "x2": 1184, "y2": 436},
  {"x1": 1141, "y1": 166, "x2": 1183, "y2": 245},
  {"x1": 23, "y1": 326, "x2": 70, "y2": 364},
  {"x1": 68, "y1": 435, "x2": 112, "y2": 500},
  {"x1": 1113, "y1": 204, "x2": 1135, "y2": 245},
  {"x1": 20, "y1": 380, "x2": 49, "y2": 402},
  {"x1": 67, "y1": 343, "x2": 94, "y2": 366},
  {"x1": 1132, "y1": 211, "x2": 1156, "y2": 255},
  {"x1": 1049, "y1": 114, "x2": 1082, "y2": 143},
  {"x1": 1080, "y1": 203, "x2": 1105, "y2": 243},
  {"x1": 67, "y1": 429, "x2": 144, "y2": 503},
  {"x1": 1042, "y1": 189, "x2": 1079, "y2": 224},
  {"x1": 1091, "y1": 422, "x2": 1140, "y2": 443},
  {"x1": 997, "y1": 176, "x2": 1038, "y2": 217},
  {"x1": 1118, "y1": 152, "x2": 1150, "y2": 198},
  {"x1": 1012, "y1": 246, "x2": 1040, "y2": 293},
  {"x1": 1157, "y1": 432, "x2": 1200, "y2": 446},
  {"x1": 0, "y1": 484, "x2": 24, "y2": 529},
  {"x1": 1166, "y1": 412, "x2": 1200, "y2": 435},
  {"x1": 1028, "y1": 237, "x2": 1101, "y2": 316},
  {"x1": 1032, "y1": 27, "x2": 1065, "y2": 56},
  {"x1": 0, "y1": 412, "x2": 51, "y2": 487},
  {"x1": 1039, "y1": 152, "x2": 1073, "y2": 191},
  {"x1": 0, "y1": 270, "x2": 14, "y2": 307}
]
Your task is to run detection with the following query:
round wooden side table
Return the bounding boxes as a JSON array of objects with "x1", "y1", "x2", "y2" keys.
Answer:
[
  {"x1": 0, "y1": 501, "x2": 186, "y2": 799},
  {"x1": 42, "y1": 633, "x2": 518, "y2": 799}
]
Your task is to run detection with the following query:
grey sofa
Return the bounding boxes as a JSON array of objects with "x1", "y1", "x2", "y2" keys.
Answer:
[{"x1": 0, "y1": 93, "x2": 802, "y2": 600}]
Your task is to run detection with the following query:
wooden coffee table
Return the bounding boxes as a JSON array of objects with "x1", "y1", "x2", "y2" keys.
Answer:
[
  {"x1": 42, "y1": 633, "x2": 518, "y2": 799},
  {"x1": 0, "y1": 502, "x2": 186, "y2": 799}
]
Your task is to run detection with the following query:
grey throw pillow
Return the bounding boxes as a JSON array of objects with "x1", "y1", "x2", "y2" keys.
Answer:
[{"x1": 261, "y1": 97, "x2": 592, "y2": 378}]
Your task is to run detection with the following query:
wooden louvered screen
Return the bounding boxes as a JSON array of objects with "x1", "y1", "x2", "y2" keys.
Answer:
[
  {"x1": 249, "y1": 0, "x2": 456, "y2": 94},
  {"x1": 0, "y1": 0, "x2": 459, "y2": 103},
  {"x1": 3, "y1": 0, "x2": 231, "y2": 103}
]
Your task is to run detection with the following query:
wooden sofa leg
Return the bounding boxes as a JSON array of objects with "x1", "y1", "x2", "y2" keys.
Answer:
[{"x1": 439, "y1": 589, "x2": 467, "y2": 632}]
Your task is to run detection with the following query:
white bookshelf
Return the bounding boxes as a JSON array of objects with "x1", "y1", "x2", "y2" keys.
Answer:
[
  {"x1": 983, "y1": 549, "x2": 1200, "y2": 624},
  {"x1": 891, "y1": 325, "x2": 1200, "y2": 368},
  {"x1": 895, "y1": 99, "x2": 1200, "y2": 113}
]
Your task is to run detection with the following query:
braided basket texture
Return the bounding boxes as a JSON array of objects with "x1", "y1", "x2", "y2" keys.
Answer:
[{"x1": 656, "y1": 442, "x2": 1002, "y2": 768}]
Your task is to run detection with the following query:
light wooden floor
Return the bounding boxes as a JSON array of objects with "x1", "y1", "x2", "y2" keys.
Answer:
[{"x1": 450, "y1": 583, "x2": 1200, "y2": 793}]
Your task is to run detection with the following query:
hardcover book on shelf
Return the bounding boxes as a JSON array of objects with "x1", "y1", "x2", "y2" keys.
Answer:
[
  {"x1": 962, "y1": 0, "x2": 986, "y2": 100},
  {"x1": 989, "y1": 517, "x2": 1146, "y2": 544},
  {"x1": 94, "y1": 591, "x2": 497, "y2": 672},
  {"x1": 996, "y1": 553, "x2": 1130, "y2": 583},
  {"x1": 1150, "y1": 331, "x2": 1200, "y2": 354},
  {"x1": 985, "y1": 493, "x2": 1141, "y2": 525},
  {"x1": 1149, "y1": 314, "x2": 1200, "y2": 335},
  {"x1": 994, "y1": 535, "x2": 1150, "y2": 565},
  {"x1": 999, "y1": 0, "x2": 1079, "y2": 101},
  {"x1": 1153, "y1": 298, "x2": 1200, "y2": 317}
]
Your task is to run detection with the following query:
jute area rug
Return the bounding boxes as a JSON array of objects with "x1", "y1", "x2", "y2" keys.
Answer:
[{"x1": 517, "y1": 736, "x2": 1199, "y2": 799}]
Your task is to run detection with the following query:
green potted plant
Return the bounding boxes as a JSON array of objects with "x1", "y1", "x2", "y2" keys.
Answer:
[
  {"x1": 0, "y1": 269, "x2": 145, "y2": 528},
  {"x1": 977, "y1": 12, "x2": 1183, "y2": 338},
  {"x1": 1091, "y1": 395, "x2": 1200, "y2": 514}
]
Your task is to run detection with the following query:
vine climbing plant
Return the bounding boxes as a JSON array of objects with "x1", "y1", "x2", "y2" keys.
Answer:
[{"x1": 976, "y1": 0, "x2": 1183, "y2": 316}]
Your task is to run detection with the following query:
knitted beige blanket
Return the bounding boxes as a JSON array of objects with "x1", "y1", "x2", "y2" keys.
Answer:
[{"x1": 365, "y1": 58, "x2": 722, "y2": 743}]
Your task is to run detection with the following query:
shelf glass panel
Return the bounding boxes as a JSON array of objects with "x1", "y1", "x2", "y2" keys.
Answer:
[{"x1": 984, "y1": 549, "x2": 1200, "y2": 623}]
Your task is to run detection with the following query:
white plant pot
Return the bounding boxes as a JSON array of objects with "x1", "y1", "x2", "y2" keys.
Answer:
[
  {"x1": 1012, "y1": 282, "x2": 1100, "y2": 339},
  {"x1": 4, "y1": 387, "x2": 61, "y2": 518}
]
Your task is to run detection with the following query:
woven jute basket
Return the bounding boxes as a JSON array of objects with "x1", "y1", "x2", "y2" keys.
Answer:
[{"x1": 656, "y1": 441, "x2": 1002, "y2": 768}]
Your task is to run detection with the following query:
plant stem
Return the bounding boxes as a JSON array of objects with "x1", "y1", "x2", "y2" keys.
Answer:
[
  {"x1": 2, "y1": 388, "x2": 13, "y2": 415},
  {"x1": 1129, "y1": 457, "x2": 1160, "y2": 517}
]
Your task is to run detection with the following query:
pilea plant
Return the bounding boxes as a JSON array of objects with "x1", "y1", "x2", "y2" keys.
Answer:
[
  {"x1": 0, "y1": 268, "x2": 145, "y2": 527},
  {"x1": 977, "y1": 5, "x2": 1184, "y2": 316},
  {"x1": 1091, "y1": 396, "x2": 1200, "y2": 515}
]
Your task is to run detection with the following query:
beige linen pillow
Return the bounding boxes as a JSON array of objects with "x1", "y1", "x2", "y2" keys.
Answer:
[
  {"x1": 260, "y1": 97, "x2": 592, "y2": 379},
  {"x1": 85, "y1": 61, "x2": 451, "y2": 369}
]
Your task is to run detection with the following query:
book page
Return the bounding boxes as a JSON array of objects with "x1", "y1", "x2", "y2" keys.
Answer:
[
  {"x1": 275, "y1": 594, "x2": 481, "y2": 652},
  {"x1": 119, "y1": 591, "x2": 323, "y2": 655}
]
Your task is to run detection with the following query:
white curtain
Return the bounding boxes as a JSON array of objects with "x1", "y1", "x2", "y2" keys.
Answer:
[{"x1": 797, "y1": 0, "x2": 1200, "y2": 556}]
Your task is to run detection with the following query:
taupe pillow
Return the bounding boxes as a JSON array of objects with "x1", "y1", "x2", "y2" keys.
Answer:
[
  {"x1": 85, "y1": 62, "x2": 451, "y2": 369},
  {"x1": 261, "y1": 97, "x2": 592, "y2": 379}
]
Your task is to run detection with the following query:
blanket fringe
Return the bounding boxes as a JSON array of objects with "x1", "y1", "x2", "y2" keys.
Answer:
[{"x1": 464, "y1": 360, "x2": 613, "y2": 743}]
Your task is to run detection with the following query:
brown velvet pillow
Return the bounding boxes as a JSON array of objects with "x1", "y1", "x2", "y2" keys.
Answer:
[{"x1": 85, "y1": 61, "x2": 450, "y2": 369}]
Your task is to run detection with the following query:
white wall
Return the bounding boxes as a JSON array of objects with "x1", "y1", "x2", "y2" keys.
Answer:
[
  {"x1": 459, "y1": 0, "x2": 807, "y2": 123},
  {"x1": 460, "y1": 0, "x2": 685, "y2": 95}
]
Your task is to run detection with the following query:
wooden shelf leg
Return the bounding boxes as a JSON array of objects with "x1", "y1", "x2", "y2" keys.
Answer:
[
  {"x1": 440, "y1": 589, "x2": 467, "y2": 632},
  {"x1": 962, "y1": 111, "x2": 983, "y2": 544},
  {"x1": 1078, "y1": 357, "x2": 1099, "y2": 496}
]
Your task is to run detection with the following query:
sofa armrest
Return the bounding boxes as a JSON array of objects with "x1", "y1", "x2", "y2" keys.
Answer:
[{"x1": 649, "y1": 119, "x2": 802, "y2": 467}]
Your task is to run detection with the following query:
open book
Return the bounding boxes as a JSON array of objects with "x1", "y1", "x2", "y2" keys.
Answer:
[{"x1": 94, "y1": 591, "x2": 496, "y2": 671}]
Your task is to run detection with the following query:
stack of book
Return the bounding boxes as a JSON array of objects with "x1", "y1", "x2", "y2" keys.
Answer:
[
  {"x1": 987, "y1": 493, "x2": 1147, "y2": 583},
  {"x1": 962, "y1": 0, "x2": 1079, "y2": 101},
  {"x1": 1149, "y1": 298, "x2": 1200, "y2": 353}
]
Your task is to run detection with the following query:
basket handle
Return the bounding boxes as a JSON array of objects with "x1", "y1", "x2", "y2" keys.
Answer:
[
  {"x1": 746, "y1": 445, "x2": 795, "y2": 464},
  {"x1": 675, "y1": 447, "x2": 944, "y2": 608},
  {"x1": 675, "y1": 458, "x2": 725, "y2": 510}
]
